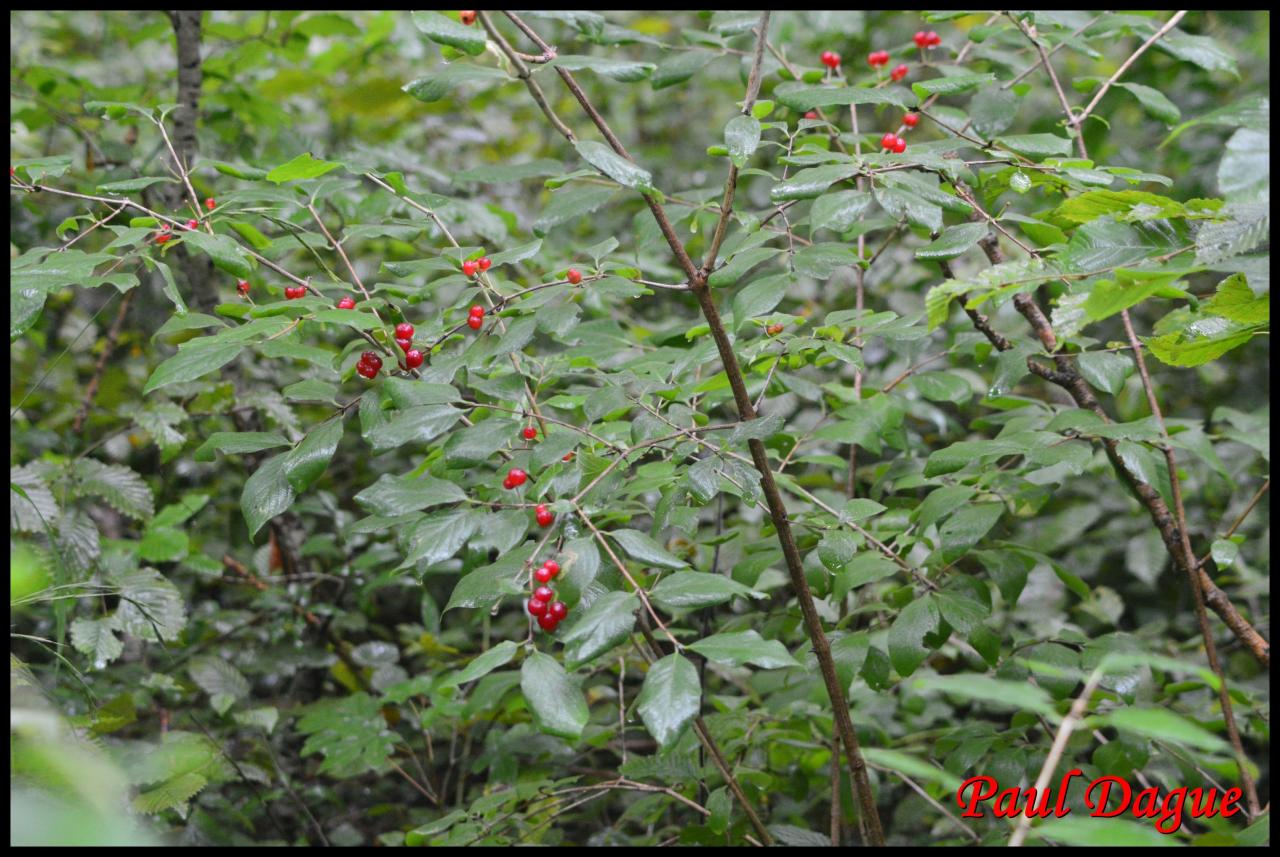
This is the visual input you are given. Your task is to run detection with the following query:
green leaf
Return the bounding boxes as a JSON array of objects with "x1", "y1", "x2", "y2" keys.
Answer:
[
  {"x1": 649, "y1": 571, "x2": 760, "y2": 610},
  {"x1": 194, "y1": 431, "x2": 289, "y2": 462},
  {"x1": 69, "y1": 459, "x2": 154, "y2": 520},
  {"x1": 651, "y1": 50, "x2": 714, "y2": 90},
  {"x1": 521, "y1": 652, "x2": 589, "y2": 741},
  {"x1": 724, "y1": 115, "x2": 760, "y2": 168},
  {"x1": 774, "y1": 81, "x2": 913, "y2": 111},
  {"x1": 914, "y1": 223, "x2": 987, "y2": 260},
  {"x1": 1076, "y1": 351, "x2": 1133, "y2": 396},
  {"x1": 240, "y1": 454, "x2": 295, "y2": 538},
  {"x1": 298, "y1": 693, "x2": 396, "y2": 778},
  {"x1": 888, "y1": 595, "x2": 939, "y2": 677},
  {"x1": 1116, "y1": 82, "x2": 1181, "y2": 124},
  {"x1": 188, "y1": 655, "x2": 250, "y2": 715},
  {"x1": 636, "y1": 654, "x2": 700, "y2": 748},
  {"x1": 70, "y1": 616, "x2": 123, "y2": 667},
  {"x1": 561, "y1": 591, "x2": 639, "y2": 665},
  {"x1": 533, "y1": 185, "x2": 616, "y2": 235},
  {"x1": 731, "y1": 273, "x2": 791, "y2": 328},
  {"x1": 144, "y1": 340, "x2": 245, "y2": 393},
  {"x1": 283, "y1": 419, "x2": 342, "y2": 492},
  {"x1": 1036, "y1": 816, "x2": 1176, "y2": 848},
  {"x1": 574, "y1": 140, "x2": 653, "y2": 192},
  {"x1": 915, "y1": 674, "x2": 1055, "y2": 717},
  {"x1": 403, "y1": 64, "x2": 510, "y2": 102},
  {"x1": 552, "y1": 55, "x2": 655, "y2": 82},
  {"x1": 995, "y1": 133, "x2": 1074, "y2": 156},
  {"x1": 354, "y1": 473, "x2": 465, "y2": 516},
  {"x1": 810, "y1": 189, "x2": 872, "y2": 233},
  {"x1": 399, "y1": 507, "x2": 480, "y2": 569},
  {"x1": 687, "y1": 630, "x2": 799, "y2": 669},
  {"x1": 911, "y1": 73, "x2": 995, "y2": 98},
  {"x1": 137, "y1": 526, "x2": 189, "y2": 563},
  {"x1": 444, "y1": 545, "x2": 532, "y2": 612},
  {"x1": 1204, "y1": 273, "x2": 1268, "y2": 324},
  {"x1": 609, "y1": 529, "x2": 687, "y2": 569},
  {"x1": 444, "y1": 640, "x2": 518, "y2": 688},
  {"x1": 265, "y1": 153, "x2": 342, "y2": 183},
  {"x1": 770, "y1": 164, "x2": 860, "y2": 202},
  {"x1": 1156, "y1": 29, "x2": 1238, "y2": 76},
  {"x1": 96, "y1": 176, "x2": 175, "y2": 194},
  {"x1": 411, "y1": 10, "x2": 487, "y2": 56}
]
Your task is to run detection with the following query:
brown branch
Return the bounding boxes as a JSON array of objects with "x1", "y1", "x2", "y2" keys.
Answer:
[
  {"x1": 956, "y1": 204, "x2": 1268, "y2": 668},
  {"x1": 1074, "y1": 11, "x2": 1189, "y2": 130},
  {"x1": 502, "y1": 12, "x2": 887, "y2": 843},
  {"x1": 1009, "y1": 13, "x2": 1088, "y2": 159},
  {"x1": 1120, "y1": 309, "x2": 1259, "y2": 816}
]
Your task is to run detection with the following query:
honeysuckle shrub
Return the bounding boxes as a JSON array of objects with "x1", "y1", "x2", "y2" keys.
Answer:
[{"x1": 9, "y1": 10, "x2": 1270, "y2": 848}]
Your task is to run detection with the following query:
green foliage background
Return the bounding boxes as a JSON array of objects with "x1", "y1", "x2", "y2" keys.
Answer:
[{"x1": 10, "y1": 10, "x2": 1270, "y2": 847}]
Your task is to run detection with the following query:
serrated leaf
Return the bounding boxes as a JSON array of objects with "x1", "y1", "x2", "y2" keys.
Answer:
[
  {"x1": 724, "y1": 114, "x2": 760, "y2": 168},
  {"x1": 298, "y1": 693, "x2": 396, "y2": 778},
  {"x1": 888, "y1": 595, "x2": 939, "y2": 677},
  {"x1": 193, "y1": 431, "x2": 289, "y2": 462},
  {"x1": 70, "y1": 459, "x2": 154, "y2": 520}
]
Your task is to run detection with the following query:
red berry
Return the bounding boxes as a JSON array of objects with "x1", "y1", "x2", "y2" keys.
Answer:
[
  {"x1": 542, "y1": 560, "x2": 560, "y2": 577},
  {"x1": 566, "y1": 268, "x2": 582, "y2": 285},
  {"x1": 881, "y1": 132, "x2": 898, "y2": 150},
  {"x1": 535, "y1": 566, "x2": 554, "y2": 584},
  {"x1": 535, "y1": 504, "x2": 554, "y2": 527},
  {"x1": 562, "y1": 452, "x2": 574, "y2": 462},
  {"x1": 892, "y1": 137, "x2": 907, "y2": 154},
  {"x1": 527, "y1": 597, "x2": 547, "y2": 616},
  {"x1": 405, "y1": 349, "x2": 424, "y2": 369},
  {"x1": 395, "y1": 337, "x2": 412, "y2": 353},
  {"x1": 467, "y1": 315, "x2": 483, "y2": 330},
  {"x1": 903, "y1": 113, "x2": 919, "y2": 128},
  {"x1": 462, "y1": 259, "x2": 479, "y2": 277},
  {"x1": 548, "y1": 601, "x2": 568, "y2": 621},
  {"x1": 361, "y1": 351, "x2": 382, "y2": 369},
  {"x1": 204, "y1": 197, "x2": 216, "y2": 210},
  {"x1": 237, "y1": 279, "x2": 251, "y2": 295},
  {"x1": 185, "y1": 218, "x2": 199, "y2": 230},
  {"x1": 820, "y1": 50, "x2": 840, "y2": 69},
  {"x1": 868, "y1": 50, "x2": 889, "y2": 67},
  {"x1": 155, "y1": 233, "x2": 171, "y2": 244},
  {"x1": 506, "y1": 468, "x2": 528, "y2": 487},
  {"x1": 913, "y1": 30, "x2": 929, "y2": 48},
  {"x1": 502, "y1": 475, "x2": 515, "y2": 489},
  {"x1": 477, "y1": 256, "x2": 491, "y2": 272},
  {"x1": 804, "y1": 111, "x2": 818, "y2": 120},
  {"x1": 927, "y1": 31, "x2": 941, "y2": 47},
  {"x1": 160, "y1": 223, "x2": 172, "y2": 232},
  {"x1": 537, "y1": 613, "x2": 559, "y2": 632},
  {"x1": 357, "y1": 360, "x2": 378, "y2": 379},
  {"x1": 288, "y1": 286, "x2": 307, "y2": 299},
  {"x1": 395, "y1": 322, "x2": 414, "y2": 339},
  {"x1": 459, "y1": 10, "x2": 476, "y2": 25},
  {"x1": 523, "y1": 426, "x2": 538, "y2": 440},
  {"x1": 767, "y1": 323, "x2": 784, "y2": 336},
  {"x1": 533, "y1": 585, "x2": 554, "y2": 602},
  {"x1": 890, "y1": 64, "x2": 908, "y2": 82},
  {"x1": 469, "y1": 305, "x2": 484, "y2": 318},
  {"x1": 336, "y1": 296, "x2": 356, "y2": 309}
]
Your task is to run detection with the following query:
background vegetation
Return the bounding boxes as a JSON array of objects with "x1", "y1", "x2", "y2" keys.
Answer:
[{"x1": 10, "y1": 9, "x2": 1270, "y2": 847}]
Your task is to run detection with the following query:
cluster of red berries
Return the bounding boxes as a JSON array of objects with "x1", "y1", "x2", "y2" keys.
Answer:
[
  {"x1": 461, "y1": 256, "x2": 491, "y2": 278},
  {"x1": 355, "y1": 350, "x2": 382, "y2": 379},
  {"x1": 467, "y1": 304, "x2": 485, "y2": 330},
  {"x1": 766, "y1": 323, "x2": 784, "y2": 336},
  {"x1": 527, "y1": 560, "x2": 568, "y2": 631},
  {"x1": 566, "y1": 268, "x2": 582, "y2": 285},
  {"x1": 285, "y1": 285, "x2": 308, "y2": 299},
  {"x1": 535, "y1": 504, "x2": 555, "y2": 527},
  {"x1": 154, "y1": 223, "x2": 173, "y2": 245},
  {"x1": 867, "y1": 50, "x2": 891, "y2": 68},
  {"x1": 913, "y1": 30, "x2": 942, "y2": 49},
  {"x1": 503, "y1": 467, "x2": 528, "y2": 489},
  {"x1": 820, "y1": 50, "x2": 841, "y2": 69},
  {"x1": 336, "y1": 295, "x2": 356, "y2": 310},
  {"x1": 881, "y1": 132, "x2": 907, "y2": 154},
  {"x1": 890, "y1": 63, "x2": 909, "y2": 82},
  {"x1": 391, "y1": 322, "x2": 425, "y2": 368},
  {"x1": 459, "y1": 10, "x2": 476, "y2": 25}
]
